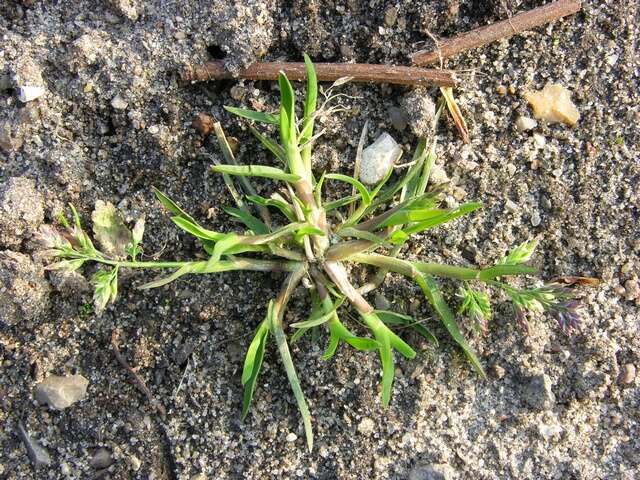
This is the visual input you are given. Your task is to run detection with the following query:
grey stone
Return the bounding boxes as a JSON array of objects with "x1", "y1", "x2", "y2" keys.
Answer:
[
  {"x1": 409, "y1": 463, "x2": 453, "y2": 480},
  {"x1": 531, "y1": 211, "x2": 542, "y2": 227},
  {"x1": 401, "y1": 88, "x2": 436, "y2": 137},
  {"x1": 111, "y1": 95, "x2": 128, "y2": 110},
  {"x1": 90, "y1": 447, "x2": 114, "y2": 469},
  {"x1": 0, "y1": 250, "x2": 50, "y2": 326},
  {"x1": 17, "y1": 422, "x2": 51, "y2": 469},
  {"x1": 35, "y1": 374, "x2": 89, "y2": 409},
  {"x1": 374, "y1": 292, "x2": 391, "y2": 311},
  {"x1": 388, "y1": 106, "x2": 408, "y2": 131},
  {"x1": 0, "y1": 177, "x2": 44, "y2": 248},
  {"x1": 523, "y1": 373, "x2": 555, "y2": 410}
]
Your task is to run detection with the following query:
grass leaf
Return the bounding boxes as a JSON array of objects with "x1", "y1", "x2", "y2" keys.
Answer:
[
  {"x1": 417, "y1": 275, "x2": 485, "y2": 377},
  {"x1": 300, "y1": 53, "x2": 318, "y2": 171},
  {"x1": 153, "y1": 187, "x2": 196, "y2": 223},
  {"x1": 325, "y1": 173, "x2": 371, "y2": 205},
  {"x1": 223, "y1": 207, "x2": 270, "y2": 235},
  {"x1": 212, "y1": 164, "x2": 301, "y2": 183},
  {"x1": 375, "y1": 310, "x2": 438, "y2": 346},
  {"x1": 246, "y1": 194, "x2": 296, "y2": 222},
  {"x1": 171, "y1": 216, "x2": 224, "y2": 241},
  {"x1": 224, "y1": 106, "x2": 279, "y2": 125},
  {"x1": 272, "y1": 319, "x2": 313, "y2": 451},
  {"x1": 249, "y1": 125, "x2": 287, "y2": 163}
]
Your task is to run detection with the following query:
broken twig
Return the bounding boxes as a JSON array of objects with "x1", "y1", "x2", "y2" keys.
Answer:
[
  {"x1": 181, "y1": 61, "x2": 457, "y2": 87},
  {"x1": 111, "y1": 329, "x2": 166, "y2": 416},
  {"x1": 411, "y1": 0, "x2": 582, "y2": 66}
]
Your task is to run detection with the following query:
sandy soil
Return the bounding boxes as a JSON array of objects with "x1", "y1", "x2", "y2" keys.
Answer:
[{"x1": 1, "y1": 0, "x2": 638, "y2": 479}]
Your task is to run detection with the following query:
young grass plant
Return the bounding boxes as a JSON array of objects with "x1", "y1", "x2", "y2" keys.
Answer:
[{"x1": 39, "y1": 56, "x2": 582, "y2": 452}]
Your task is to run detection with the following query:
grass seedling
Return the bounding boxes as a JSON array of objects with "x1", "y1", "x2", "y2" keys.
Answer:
[{"x1": 39, "y1": 56, "x2": 582, "y2": 451}]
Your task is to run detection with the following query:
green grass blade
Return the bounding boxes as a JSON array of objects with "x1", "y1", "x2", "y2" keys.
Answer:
[
  {"x1": 241, "y1": 315, "x2": 270, "y2": 419},
  {"x1": 291, "y1": 297, "x2": 345, "y2": 329},
  {"x1": 272, "y1": 323, "x2": 313, "y2": 451},
  {"x1": 417, "y1": 275, "x2": 485, "y2": 377},
  {"x1": 171, "y1": 216, "x2": 224, "y2": 241},
  {"x1": 138, "y1": 264, "x2": 195, "y2": 289},
  {"x1": 326, "y1": 173, "x2": 371, "y2": 205},
  {"x1": 375, "y1": 310, "x2": 438, "y2": 346},
  {"x1": 246, "y1": 194, "x2": 296, "y2": 222},
  {"x1": 153, "y1": 187, "x2": 196, "y2": 223},
  {"x1": 278, "y1": 72, "x2": 296, "y2": 146},
  {"x1": 402, "y1": 202, "x2": 482, "y2": 235},
  {"x1": 324, "y1": 195, "x2": 359, "y2": 212},
  {"x1": 212, "y1": 164, "x2": 301, "y2": 183},
  {"x1": 479, "y1": 264, "x2": 537, "y2": 280},
  {"x1": 378, "y1": 331, "x2": 394, "y2": 406},
  {"x1": 224, "y1": 106, "x2": 279, "y2": 125},
  {"x1": 223, "y1": 207, "x2": 270, "y2": 235},
  {"x1": 322, "y1": 333, "x2": 340, "y2": 360},
  {"x1": 301, "y1": 53, "x2": 318, "y2": 171},
  {"x1": 249, "y1": 126, "x2": 287, "y2": 163}
]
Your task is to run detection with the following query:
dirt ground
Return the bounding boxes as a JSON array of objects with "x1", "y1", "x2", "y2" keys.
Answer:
[{"x1": 1, "y1": 0, "x2": 638, "y2": 479}]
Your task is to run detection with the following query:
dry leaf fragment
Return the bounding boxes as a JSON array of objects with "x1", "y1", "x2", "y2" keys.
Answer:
[
  {"x1": 91, "y1": 201, "x2": 132, "y2": 259},
  {"x1": 523, "y1": 83, "x2": 580, "y2": 126}
]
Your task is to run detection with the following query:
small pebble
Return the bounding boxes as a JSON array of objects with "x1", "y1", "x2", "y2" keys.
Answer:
[
  {"x1": 429, "y1": 164, "x2": 449, "y2": 184},
  {"x1": 523, "y1": 373, "x2": 555, "y2": 410},
  {"x1": 524, "y1": 83, "x2": 580, "y2": 126},
  {"x1": 374, "y1": 292, "x2": 391, "y2": 311},
  {"x1": 538, "y1": 423, "x2": 563, "y2": 440},
  {"x1": 623, "y1": 279, "x2": 639, "y2": 301},
  {"x1": 618, "y1": 364, "x2": 636, "y2": 385},
  {"x1": 496, "y1": 85, "x2": 508, "y2": 95},
  {"x1": 128, "y1": 455, "x2": 141, "y2": 471},
  {"x1": 35, "y1": 374, "x2": 89, "y2": 409},
  {"x1": 505, "y1": 199, "x2": 518, "y2": 213},
  {"x1": 506, "y1": 163, "x2": 517, "y2": 176},
  {"x1": 358, "y1": 417, "x2": 375, "y2": 436},
  {"x1": 285, "y1": 432, "x2": 297, "y2": 443},
  {"x1": 111, "y1": 95, "x2": 128, "y2": 110},
  {"x1": 533, "y1": 133, "x2": 546, "y2": 148},
  {"x1": 515, "y1": 115, "x2": 538, "y2": 132},
  {"x1": 90, "y1": 448, "x2": 113, "y2": 469},
  {"x1": 384, "y1": 6, "x2": 398, "y2": 26},
  {"x1": 17, "y1": 85, "x2": 46, "y2": 102},
  {"x1": 531, "y1": 211, "x2": 542, "y2": 227},
  {"x1": 192, "y1": 113, "x2": 214, "y2": 137},
  {"x1": 388, "y1": 106, "x2": 407, "y2": 131}
]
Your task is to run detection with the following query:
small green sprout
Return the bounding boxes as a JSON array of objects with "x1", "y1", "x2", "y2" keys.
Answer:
[{"x1": 38, "y1": 56, "x2": 582, "y2": 451}]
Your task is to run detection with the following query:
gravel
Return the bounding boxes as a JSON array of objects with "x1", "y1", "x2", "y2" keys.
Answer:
[{"x1": 0, "y1": 0, "x2": 638, "y2": 479}]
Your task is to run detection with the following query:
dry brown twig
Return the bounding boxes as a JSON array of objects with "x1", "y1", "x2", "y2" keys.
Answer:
[
  {"x1": 111, "y1": 329, "x2": 166, "y2": 416},
  {"x1": 181, "y1": 61, "x2": 457, "y2": 87},
  {"x1": 411, "y1": 0, "x2": 582, "y2": 66}
]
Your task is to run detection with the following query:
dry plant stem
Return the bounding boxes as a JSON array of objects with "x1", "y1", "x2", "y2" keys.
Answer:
[
  {"x1": 410, "y1": 0, "x2": 582, "y2": 65},
  {"x1": 111, "y1": 329, "x2": 166, "y2": 416},
  {"x1": 323, "y1": 260, "x2": 374, "y2": 314},
  {"x1": 181, "y1": 61, "x2": 457, "y2": 88}
]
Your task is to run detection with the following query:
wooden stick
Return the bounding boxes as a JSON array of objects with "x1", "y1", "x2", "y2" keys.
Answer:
[
  {"x1": 411, "y1": 0, "x2": 582, "y2": 66},
  {"x1": 111, "y1": 329, "x2": 166, "y2": 416},
  {"x1": 181, "y1": 61, "x2": 457, "y2": 87}
]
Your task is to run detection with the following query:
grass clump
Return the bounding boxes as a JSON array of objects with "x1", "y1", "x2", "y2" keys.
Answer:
[{"x1": 38, "y1": 56, "x2": 582, "y2": 451}]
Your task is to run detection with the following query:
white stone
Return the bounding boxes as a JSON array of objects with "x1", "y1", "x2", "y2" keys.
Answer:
[
  {"x1": 17, "y1": 85, "x2": 46, "y2": 102},
  {"x1": 358, "y1": 417, "x2": 375, "y2": 436},
  {"x1": 285, "y1": 432, "x2": 297, "y2": 442},
  {"x1": 515, "y1": 116, "x2": 538, "y2": 132},
  {"x1": 359, "y1": 132, "x2": 401, "y2": 185},
  {"x1": 429, "y1": 164, "x2": 449, "y2": 184},
  {"x1": 533, "y1": 133, "x2": 546, "y2": 148},
  {"x1": 111, "y1": 95, "x2": 128, "y2": 110},
  {"x1": 538, "y1": 423, "x2": 563, "y2": 440}
]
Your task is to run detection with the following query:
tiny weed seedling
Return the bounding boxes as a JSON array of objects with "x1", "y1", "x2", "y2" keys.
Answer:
[{"x1": 39, "y1": 57, "x2": 582, "y2": 451}]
